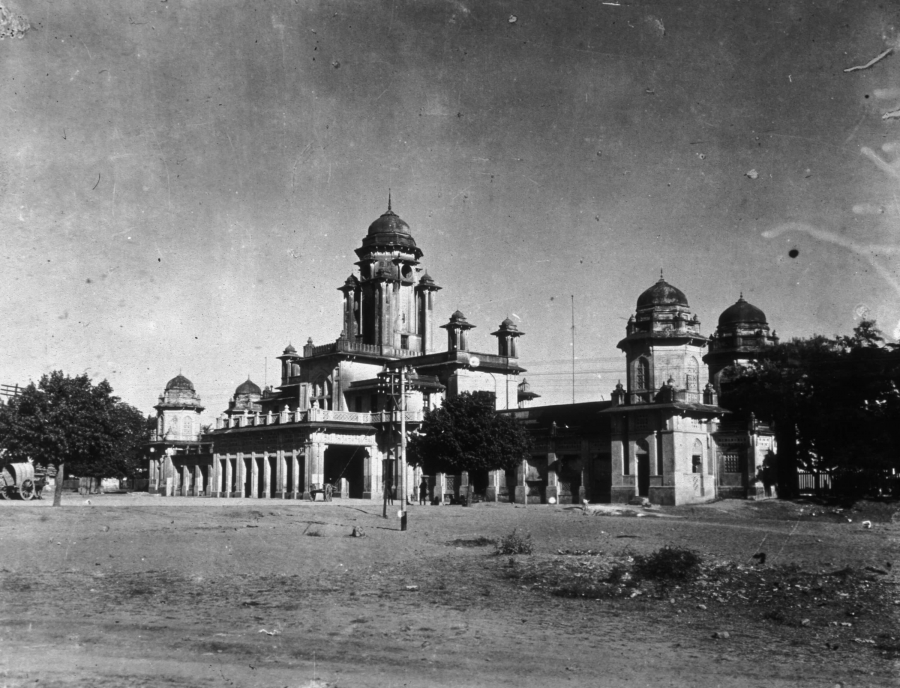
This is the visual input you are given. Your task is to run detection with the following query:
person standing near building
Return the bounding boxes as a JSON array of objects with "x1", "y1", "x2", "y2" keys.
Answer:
[{"x1": 419, "y1": 477, "x2": 428, "y2": 505}]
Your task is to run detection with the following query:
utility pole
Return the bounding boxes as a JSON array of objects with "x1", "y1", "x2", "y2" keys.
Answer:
[{"x1": 399, "y1": 365, "x2": 408, "y2": 531}]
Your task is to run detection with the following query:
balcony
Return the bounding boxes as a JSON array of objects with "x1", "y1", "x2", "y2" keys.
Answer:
[{"x1": 214, "y1": 407, "x2": 424, "y2": 431}]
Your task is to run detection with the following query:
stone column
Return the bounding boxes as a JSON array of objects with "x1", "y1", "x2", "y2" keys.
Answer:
[
  {"x1": 263, "y1": 452, "x2": 272, "y2": 499},
  {"x1": 234, "y1": 453, "x2": 244, "y2": 498},
  {"x1": 545, "y1": 453, "x2": 559, "y2": 504},
  {"x1": 291, "y1": 450, "x2": 301, "y2": 499},
  {"x1": 485, "y1": 469, "x2": 500, "y2": 502},
  {"x1": 275, "y1": 449, "x2": 287, "y2": 499},
  {"x1": 194, "y1": 464, "x2": 203, "y2": 496},
  {"x1": 226, "y1": 457, "x2": 235, "y2": 497},
  {"x1": 363, "y1": 445, "x2": 379, "y2": 500},
  {"x1": 249, "y1": 454, "x2": 259, "y2": 499},
  {"x1": 514, "y1": 459, "x2": 528, "y2": 504},
  {"x1": 180, "y1": 465, "x2": 190, "y2": 497},
  {"x1": 149, "y1": 458, "x2": 159, "y2": 494}
]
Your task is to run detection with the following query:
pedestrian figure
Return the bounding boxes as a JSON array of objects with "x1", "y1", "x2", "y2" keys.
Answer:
[
  {"x1": 419, "y1": 477, "x2": 428, "y2": 505},
  {"x1": 385, "y1": 479, "x2": 394, "y2": 505}
]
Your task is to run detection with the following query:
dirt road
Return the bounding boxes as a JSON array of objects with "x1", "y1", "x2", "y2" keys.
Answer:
[{"x1": 1, "y1": 495, "x2": 897, "y2": 687}]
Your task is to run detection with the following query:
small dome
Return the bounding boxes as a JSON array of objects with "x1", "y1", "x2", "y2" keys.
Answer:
[
  {"x1": 165, "y1": 374, "x2": 195, "y2": 392},
  {"x1": 283, "y1": 343, "x2": 297, "y2": 355},
  {"x1": 235, "y1": 378, "x2": 261, "y2": 396},
  {"x1": 419, "y1": 271, "x2": 437, "y2": 286},
  {"x1": 637, "y1": 276, "x2": 689, "y2": 310},
  {"x1": 449, "y1": 310, "x2": 468, "y2": 323},
  {"x1": 718, "y1": 295, "x2": 767, "y2": 328}
]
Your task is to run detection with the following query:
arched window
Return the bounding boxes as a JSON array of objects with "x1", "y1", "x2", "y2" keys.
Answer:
[
  {"x1": 691, "y1": 438, "x2": 704, "y2": 474},
  {"x1": 634, "y1": 357, "x2": 650, "y2": 390},
  {"x1": 686, "y1": 357, "x2": 699, "y2": 392}
]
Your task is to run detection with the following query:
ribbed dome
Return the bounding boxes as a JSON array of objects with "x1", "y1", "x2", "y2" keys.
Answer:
[
  {"x1": 718, "y1": 296, "x2": 767, "y2": 327},
  {"x1": 283, "y1": 343, "x2": 297, "y2": 355},
  {"x1": 637, "y1": 277, "x2": 689, "y2": 310},
  {"x1": 367, "y1": 208, "x2": 410, "y2": 236},
  {"x1": 165, "y1": 374, "x2": 195, "y2": 392},
  {"x1": 235, "y1": 378, "x2": 261, "y2": 396}
]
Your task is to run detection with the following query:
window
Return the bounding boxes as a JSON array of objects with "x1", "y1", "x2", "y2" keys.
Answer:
[
  {"x1": 634, "y1": 357, "x2": 650, "y2": 390},
  {"x1": 686, "y1": 357, "x2": 699, "y2": 392},
  {"x1": 183, "y1": 417, "x2": 193, "y2": 437},
  {"x1": 692, "y1": 439, "x2": 704, "y2": 474},
  {"x1": 723, "y1": 453, "x2": 741, "y2": 473}
]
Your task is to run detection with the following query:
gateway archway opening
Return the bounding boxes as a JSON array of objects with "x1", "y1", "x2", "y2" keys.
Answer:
[{"x1": 324, "y1": 445, "x2": 365, "y2": 498}]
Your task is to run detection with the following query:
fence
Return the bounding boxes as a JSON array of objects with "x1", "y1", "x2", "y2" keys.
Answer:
[{"x1": 797, "y1": 472, "x2": 833, "y2": 494}]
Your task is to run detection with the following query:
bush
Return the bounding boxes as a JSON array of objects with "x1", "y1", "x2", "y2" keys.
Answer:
[
  {"x1": 632, "y1": 546, "x2": 702, "y2": 582},
  {"x1": 495, "y1": 528, "x2": 534, "y2": 555}
]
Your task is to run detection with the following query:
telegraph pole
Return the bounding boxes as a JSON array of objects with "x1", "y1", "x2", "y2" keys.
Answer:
[{"x1": 399, "y1": 365, "x2": 408, "y2": 531}]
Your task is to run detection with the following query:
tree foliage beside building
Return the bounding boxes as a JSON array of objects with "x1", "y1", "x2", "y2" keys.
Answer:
[
  {"x1": 0, "y1": 371, "x2": 147, "y2": 505},
  {"x1": 723, "y1": 320, "x2": 900, "y2": 498},
  {"x1": 407, "y1": 391, "x2": 532, "y2": 476}
]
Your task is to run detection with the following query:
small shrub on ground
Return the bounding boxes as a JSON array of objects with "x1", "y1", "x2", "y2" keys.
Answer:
[
  {"x1": 632, "y1": 546, "x2": 703, "y2": 582},
  {"x1": 495, "y1": 528, "x2": 534, "y2": 555}
]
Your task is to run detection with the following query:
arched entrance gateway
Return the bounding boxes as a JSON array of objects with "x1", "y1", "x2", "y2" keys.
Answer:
[{"x1": 323, "y1": 445, "x2": 367, "y2": 498}]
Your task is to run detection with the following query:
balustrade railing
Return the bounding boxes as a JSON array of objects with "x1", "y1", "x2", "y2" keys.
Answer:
[{"x1": 213, "y1": 407, "x2": 423, "y2": 430}]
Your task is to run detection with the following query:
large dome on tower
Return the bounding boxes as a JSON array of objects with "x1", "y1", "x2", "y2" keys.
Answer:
[
  {"x1": 357, "y1": 202, "x2": 423, "y2": 259},
  {"x1": 367, "y1": 208, "x2": 411, "y2": 236},
  {"x1": 636, "y1": 276, "x2": 689, "y2": 310},
  {"x1": 718, "y1": 296, "x2": 767, "y2": 327},
  {"x1": 165, "y1": 374, "x2": 195, "y2": 392}
]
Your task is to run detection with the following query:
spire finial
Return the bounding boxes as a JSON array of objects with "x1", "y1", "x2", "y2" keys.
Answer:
[
  {"x1": 388, "y1": 189, "x2": 392, "y2": 212},
  {"x1": 660, "y1": 268, "x2": 664, "y2": 281},
  {"x1": 739, "y1": 291, "x2": 744, "y2": 300}
]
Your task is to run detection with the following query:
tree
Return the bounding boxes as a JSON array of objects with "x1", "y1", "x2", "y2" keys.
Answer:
[
  {"x1": 407, "y1": 391, "x2": 532, "y2": 476},
  {"x1": 723, "y1": 321, "x2": 900, "y2": 498},
  {"x1": 0, "y1": 371, "x2": 148, "y2": 506}
]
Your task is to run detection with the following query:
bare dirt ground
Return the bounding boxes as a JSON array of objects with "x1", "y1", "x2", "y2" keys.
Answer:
[{"x1": 1, "y1": 495, "x2": 898, "y2": 688}]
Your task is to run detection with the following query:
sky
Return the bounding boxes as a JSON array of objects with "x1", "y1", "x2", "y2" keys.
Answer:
[{"x1": 1, "y1": 0, "x2": 899, "y2": 421}]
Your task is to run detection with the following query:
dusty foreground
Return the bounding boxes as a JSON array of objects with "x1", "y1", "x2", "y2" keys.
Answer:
[{"x1": 1, "y1": 496, "x2": 898, "y2": 688}]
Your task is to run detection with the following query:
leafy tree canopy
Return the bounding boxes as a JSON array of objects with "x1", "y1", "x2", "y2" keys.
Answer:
[
  {"x1": 723, "y1": 320, "x2": 900, "y2": 497},
  {"x1": 407, "y1": 391, "x2": 532, "y2": 475},
  {"x1": 0, "y1": 371, "x2": 147, "y2": 480}
]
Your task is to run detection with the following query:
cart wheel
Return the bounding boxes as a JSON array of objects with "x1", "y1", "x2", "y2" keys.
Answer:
[
  {"x1": 0, "y1": 487, "x2": 8, "y2": 500},
  {"x1": 19, "y1": 480, "x2": 35, "y2": 501}
]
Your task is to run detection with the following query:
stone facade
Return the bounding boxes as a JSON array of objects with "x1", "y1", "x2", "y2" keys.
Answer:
[{"x1": 148, "y1": 202, "x2": 525, "y2": 501}]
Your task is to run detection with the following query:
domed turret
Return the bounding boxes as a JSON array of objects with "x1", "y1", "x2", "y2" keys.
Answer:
[
  {"x1": 165, "y1": 374, "x2": 195, "y2": 392},
  {"x1": 717, "y1": 295, "x2": 767, "y2": 328},
  {"x1": 235, "y1": 378, "x2": 262, "y2": 397},
  {"x1": 636, "y1": 275, "x2": 690, "y2": 311},
  {"x1": 704, "y1": 294, "x2": 779, "y2": 392},
  {"x1": 356, "y1": 197, "x2": 422, "y2": 259}
]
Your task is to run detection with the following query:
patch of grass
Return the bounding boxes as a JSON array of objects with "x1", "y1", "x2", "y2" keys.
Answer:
[
  {"x1": 494, "y1": 529, "x2": 534, "y2": 555},
  {"x1": 632, "y1": 546, "x2": 703, "y2": 582},
  {"x1": 449, "y1": 536, "x2": 496, "y2": 548},
  {"x1": 306, "y1": 529, "x2": 323, "y2": 537}
]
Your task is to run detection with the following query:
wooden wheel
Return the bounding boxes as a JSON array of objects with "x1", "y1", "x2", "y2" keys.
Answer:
[
  {"x1": 0, "y1": 486, "x2": 9, "y2": 500},
  {"x1": 19, "y1": 479, "x2": 35, "y2": 501}
]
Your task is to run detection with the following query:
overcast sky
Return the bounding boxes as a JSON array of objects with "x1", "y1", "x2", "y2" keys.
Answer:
[{"x1": 2, "y1": 0, "x2": 899, "y2": 418}]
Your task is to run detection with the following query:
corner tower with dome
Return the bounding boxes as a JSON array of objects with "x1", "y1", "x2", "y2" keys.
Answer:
[
  {"x1": 704, "y1": 295, "x2": 780, "y2": 499},
  {"x1": 602, "y1": 274, "x2": 726, "y2": 506},
  {"x1": 147, "y1": 374, "x2": 212, "y2": 496}
]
